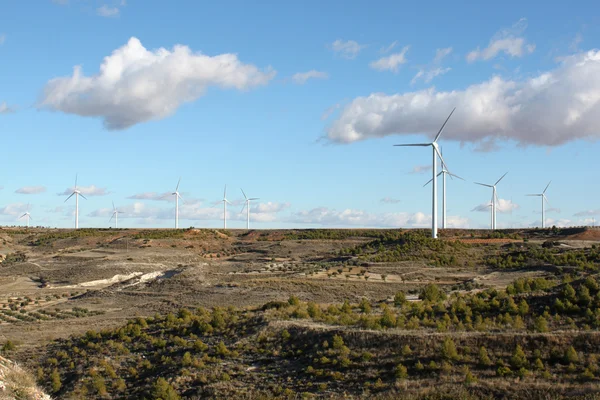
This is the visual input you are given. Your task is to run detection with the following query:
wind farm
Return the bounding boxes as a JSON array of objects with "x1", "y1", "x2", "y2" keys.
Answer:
[{"x1": 2, "y1": 2, "x2": 600, "y2": 399}]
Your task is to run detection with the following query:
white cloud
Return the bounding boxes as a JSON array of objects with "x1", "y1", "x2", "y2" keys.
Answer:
[
  {"x1": 58, "y1": 185, "x2": 109, "y2": 197},
  {"x1": 97, "y1": 5, "x2": 119, "y2": 17},
  {"x1": 467, "y1": 18, "x2": 535, "y2": 62},
  {"x1": 370, "y1": 46, "x2": 410, "y2": 72},
  {"x1": 412, "y1": 47, "x2": 452, "y2": 85},
  {"x1": 330, "y1": 39, "x2": 366, "y2": 59},
  {"x1": 292, "y1": 70, "x2": 329, "y2": 84},
  {"x1": 127, "y1": 192, "x2": 172, "y2": 202},
  {"x1": 411, "y1": 67, "x2": 451, "y2": 84},
  {"x1": 530, "y1": 218, "x2": 574, "y2": 228},
  {"x1": 574, "y1": 209, "x2": 600, "y2": 217},
  {"x1": 39, "y1": 37, "x2": 276, "y2": 130},
  {"x1": 433, "y1": 47, "x2": 453, "y2": 64},
  {"x1": 380, "y1": 41, "x2": 398, "y2": 54},
  {"x1": 327, "y1": 50, "x2": 600, "y2": 146},
  {"x1": 290, "y1": 207, "x2": 469, "y2": 228},
  {"x1": 321, "y1": 103, "x2": 340, "y2": 121},
  {"x1": 380, "y1": 197, "x2": 401, "y2": 204},
  {"x1": 0, "y1": 102, "x2": 14, "y2": 114},
  {"x1": 472, "y1": 198, "x2": 519, "y2": 213},
  {"x1": 0, "y1": 203, "x2": 29, "y2": 216},
  {"x1": 410, "y1": 164, "x2": 432, "y2": 174},
  {"x1": 15, "y1": 186, "x2": 46, "y2": 194},
  {"x1": 250, "y1": 202, "x2": 290, "y2": 213}
]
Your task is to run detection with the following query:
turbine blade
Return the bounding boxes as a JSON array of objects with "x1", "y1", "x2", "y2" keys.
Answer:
[
  {"x1": 434, "y1": 145, "x2": 448, "y2": 171},
  {"x1": 494, "y1": 171, "x2": 509, "y2": 186},
  {"x1": 226, "y1": 200, "x2": 232, "y2": 205},
  {"x1": 433, "y1": 107, "x2": 456, "y2": 143},
  {"x1": 474, "y1": 182, "x2": 492, "y2": 188},
  {"x1": 240, "y1": 203, "x2": 247, "y2": 214},
  {"x1": 437, "y1": 171, "x2": 443, "y2": 177},
  {"x1": 423, "y1": 178, "x2": 433, "y2": 187},
  {"x1": 75, "y1": 173, "x2": 78, "y2": 189},
  {"x1": 29, "y1": 215, "x2": 33, "y2": 221},
  {"x1": 79, "y1": 193, "x2": 88, "y2": 200},
  {"x1": 525, "y1": 194, "x2": 541, "y2": 196},
  {"x1": 19, "y1": 213, "x2": 26, "y2": 219},
  {"x1": 109, "y1": 213, "x2": 114, "y2": 222},
  {"x1": 249, "y1": 198, "x2": 259, "y2": 201},
  {"x1": 393, "y1": 143, "x2": 430, "y2": 147},
  {"x1": 448, "y1": 172, "x2": 465, "y2": 181},
  {"x1": 543, "y1": 181, "x2": 551, "y2": 194},
  {"x1": 543, "y1": 194, "x2": 551, "y2": 206},
  {"x1": 112, "y1": 201, "x2": 116, "y2": 211},
  {"x1": 241, "y1": 188, "x2": 247, "y2": 200},
  {"x1": 175, "y1": 177, "x2": 181, "y2": 192},
  {"x1": 224, "y1": 184, "x2": 227, "y2": 199},
  {"x1": 64, "y1": 192, "x2": 75, "y2": 202}
]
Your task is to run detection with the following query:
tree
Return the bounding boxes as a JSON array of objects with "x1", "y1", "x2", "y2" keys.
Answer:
[
  {"x1": 359, "y1": 298, "x2": 371, "y2": 314},
  {"x1": 401, "y1": 344, "x2": 412, "y2": 357},
  {"x1": 151, "y1": 378, "x2": 180, "y2": 400},
  {"x1": 441, "y1": 338, "x2": 459, "y2": 361},
  {"x1": 479, "y1": 346, "x2": 492, "y2": 366},
  {"x1": 395, "y1": 364, "x2": 408, "y2": 379},
  {"x1": 510, "y1": 345, "x2": 527, "y2": 369},
  {"x1": 394, "y1": 292, "x2": 407, "y2": 307},
  {"x1": 565, "y1": 346, "x2": 579, "y2": 363},
  {"x1": 419, "y1": 284, "x2": 446, "y2": 303},
  {"x1": 518, "y1": 299, "x2": 529, "y2": 316},
  {"x1": 534, "y1": 315, "x2": 548, "y2": 333}
]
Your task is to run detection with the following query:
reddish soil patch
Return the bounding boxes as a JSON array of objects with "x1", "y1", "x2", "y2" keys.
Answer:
[
  {"x1": 567, "y1": 228, "x2": 600, "y2": 241},
  {"x1": 454, "y1": 238, "x2": 522, "y2": 244}
]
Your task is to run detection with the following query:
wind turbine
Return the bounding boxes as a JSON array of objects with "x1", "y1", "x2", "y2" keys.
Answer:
[
  {"x1": 222, "y1": 185, "x2": 232, "y2": 229},
  {"x1": 19, "y1": 204, "x2": 32, "y2": 228},
  {"x1": 240, "y1": 189, "x2": 259, "y2": 230},
  {"x1": 475, "y1": 172, "x2": 508, "y2": 230},
  {"x1": 172, "y1": 178, "x2": 184, "y2": 229},
  {"x1": 64, "y1": 174, "x2": 87, "y2": 229},
  {"x1": 394, "y1": 108, "x2": 456, "y2": 239},
  {"x1": 109, "y1": 202, "x2": 124, "y2": 228},
  {"x1": 526, "y1": 181, "x2": 551, "y2": 229},
  {"x1": 423, "y1": 150, "x2": 464, "y2": 229}
]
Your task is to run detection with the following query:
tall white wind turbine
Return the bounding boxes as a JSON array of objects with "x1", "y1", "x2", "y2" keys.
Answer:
[
  {"x1": 19, "y1": 204, "x2": 32, "y2": 228},
  {"x1": 240, "y1": 189, "x2": 259, "y2": 230},
  {"x1": 423, "y1": 152, "x2": 464, "y2": 229},
  {"x1": 475, "y1": 172, "x2": 508, "y2": 230},
  {"x1": 172, "y1": 178, "x2": 184, "y2": 229},
  {"x1": 526, "y1": 181, "x2": 551, "y2": 228},
  {"x1": 222, "y1": 185, "x2": 232, "y2": 229},
  {"x1": 64, "y1": 174, "x2": 87, "y2": 229},
  {"x1": 395, "y1": 108, "x2": 456, "y2": 239},
  {"x1": 109, "y1": 201, "x2": 124, "y2": 228}
]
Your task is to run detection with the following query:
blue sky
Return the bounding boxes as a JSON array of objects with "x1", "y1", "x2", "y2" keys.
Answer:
[{"x1": 0, "y1": 0, "x2": 599, "y2": 229}]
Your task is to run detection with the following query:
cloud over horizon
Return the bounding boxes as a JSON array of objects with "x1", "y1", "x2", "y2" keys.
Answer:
[
  {"x1": 16, "y1": 186, "x2": 46, "y2": 194},
  {"x1": 467, "y1": 18, "x2": 535, "y2": 62},
  {"x1": 58, "y1": 185, "x2": 110, "y2": 197},
  {"x1": 39, "y1": 37, "x2": 276, "y2": 130},
  {"x1": 327, "y1": 50, "x2": 600, "y2": 146}
]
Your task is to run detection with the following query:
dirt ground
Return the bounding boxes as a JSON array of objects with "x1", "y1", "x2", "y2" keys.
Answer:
[{"x1": 0, "y1": 227, "x2": 597, "y2": 362}]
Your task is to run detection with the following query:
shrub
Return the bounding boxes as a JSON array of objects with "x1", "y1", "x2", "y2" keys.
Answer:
[
  {"x1": 441, "y1": 338, "x2": 459, "y2": 361},
  {"x1": 151, "y1": 377, "x2": 180, "y2": 400},
  {"x1": 419, "y1": 284, "x2": 446, "y2": 302},
  {"x1": 395, "y1": 364, "x2": 408, "y2": 379},
  {"x1": 50, "y1": 368, "x2": 61, "y2": 393}
]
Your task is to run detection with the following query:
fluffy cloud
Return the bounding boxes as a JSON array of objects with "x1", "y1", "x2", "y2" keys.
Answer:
[
  {"x1": 292, "y1": 70, "x2": 329, "y2": 84},
  {"x1": 97, "y1": 5, "x2": 120, "y2": 17},
  {"x1": 370, "y1": 46, "x2": 409, "y2": 72},
  {"x1": 472, "y1": 198, "x2": 519, "y2": 213},
  {"x1": 433, "y1": 47, "x2": 453, "y2": 64},
  {"x1": 58, "y1": 185, "x2": 109, "y2": 197},
  {"x1": 250, "y1": 202, "x2": 290, "y2": 213},
  {"x1": 327, "y1": 50, "x2": 600, "y2": 146},
  {"x1": 39, "y1": 37, "x2": 276, "y2": 130},
  {"x1": 574, "y1": 209, "x2": 600, "y2": 217},
  {"x1": 380, "y1": 197, "x2": 401, "y2": 204},
  {"x1": 0, "y1": 203, "x2": 29, "y2": 216},
  {"x1": 467, "y1": 18, "x2": 535, "y2": 62},
  {"x1": 0, "y1": 102, "x2": 14, "y2": 114},
  {"x1": 15, "y1": 186, "x2": 46, "y2": 194},
  {"x1": 330, "y1": 39, "x2": 366, "y2": 59}
]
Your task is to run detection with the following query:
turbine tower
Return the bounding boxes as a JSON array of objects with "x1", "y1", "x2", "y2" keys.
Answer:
[
  {"x1": 240, "y1": 188, "x2": 259, "y2": 230},
  {"x1": 475, "y1": 172, "x2": 508, "y2": 230},
  {"x1": 64, "y1": 174, "x2": 87, "y2": 229},
  {"x1": 527, "y1": 181, "x2": 551, "y2": 229},
  {"x1": 222, "y1": 185, "x2": 232, "y2": 229},
  {"x1": 172, "y1": 178, "x2": 184, "y2": 229},
  {"x1": 394, "y1": 108, "x2": 456, "y2": 239},
  {"x1": 109, "y1": 201, "x2": 124, "y2": 228},
  {"x1": 423, "y1": 154, "x2": 464, "y2": 229},
  {"x1": 19, "y1": 204, "x2": 32, "y2": 228}
]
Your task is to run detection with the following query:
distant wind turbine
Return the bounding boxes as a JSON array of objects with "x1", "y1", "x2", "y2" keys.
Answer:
[
  {"x1": 423, "y1": 149, "x2": 464, "y2": 229},
  {"x1": 240, "y1": 188, "x2": 259, "y2": 230},
  {"x1": 172, "y1": 178, "x2": 184, "y2": 229},
  {"x1": 222, "y1": 185, "x2": 232, "y2": 229},
  {"x1": 109, "y1": 201, "x2": 124, "y2": 228},
  {"x1": 19, "y1": 204, "x2": 32, "y2": 228},
  {"x1": 64, "y1": 174, "x2": 87, "y2": 229},
  {"x1": 395, "y1": 108, "x2": 456, "y2": 238},
  {"x1": 475, "y1": 172, "x2": 508, "y2": 230},
  {"x1": 526, "y1": 181, "x2": 551, "y2": 229}
]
